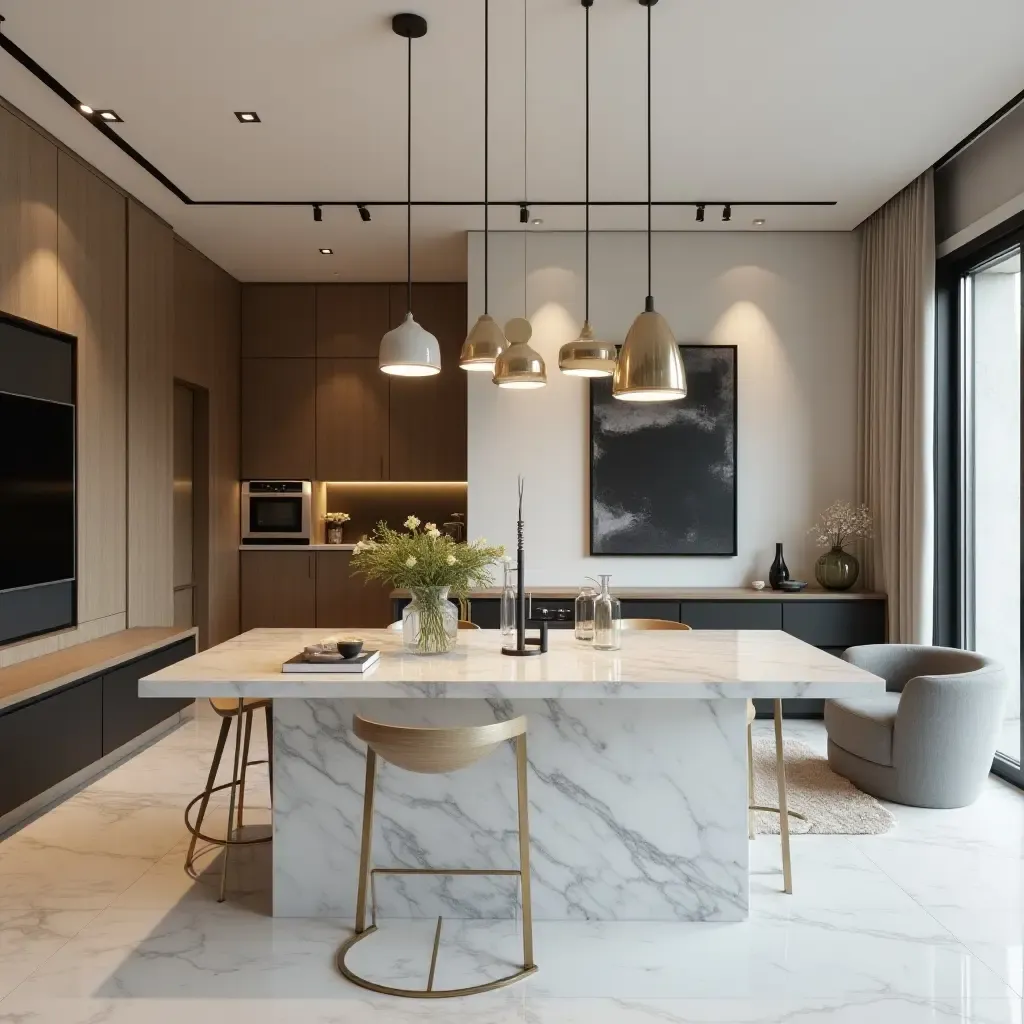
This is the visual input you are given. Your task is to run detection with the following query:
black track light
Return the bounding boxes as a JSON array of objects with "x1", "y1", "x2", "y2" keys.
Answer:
[
  {"x1": 520, "y1": 204, "x2": 529, "y2": 224},
  {"x1": 695, "y1": 204, "x2": 705, "y2": 223},
  {"x1": 357, "y1": 204, "x2": 371, "y2": 223},
  {"x1": 313, "y1": 204, "x2": 323, "y2": 223},
  {"x1": 722, "y1": 203, "x2": 732, "y2": 223}
]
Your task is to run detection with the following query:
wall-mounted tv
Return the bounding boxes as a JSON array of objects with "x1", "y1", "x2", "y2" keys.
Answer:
[{"x1": 0, "y1": 312, "x2": 77, "y2": 646}]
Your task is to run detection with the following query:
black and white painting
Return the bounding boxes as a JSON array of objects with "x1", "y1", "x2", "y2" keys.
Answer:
[{"x1": 590, "y1": 345, "x2": 737, "y2": 555}]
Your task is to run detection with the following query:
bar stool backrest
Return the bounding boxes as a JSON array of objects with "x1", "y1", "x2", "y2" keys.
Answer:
[{"x1": 353, "y1": 714, "x2": 527, "y2": 774}]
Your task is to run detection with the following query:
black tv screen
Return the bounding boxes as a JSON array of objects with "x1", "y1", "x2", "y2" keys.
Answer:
[{"x1": 0, "y1": 392, "x2": 75, "y2": 592}]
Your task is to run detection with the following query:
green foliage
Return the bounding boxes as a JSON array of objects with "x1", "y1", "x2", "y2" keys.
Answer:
[{"x1": 350, "y1": 516, "x2": 504, "y2": 599}]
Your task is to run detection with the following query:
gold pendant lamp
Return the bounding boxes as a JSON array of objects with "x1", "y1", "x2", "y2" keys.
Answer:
[
  {"x1": 559, "y1": 0, "x2": 616, "y2": 378},
  {"x1": 612, "y1": 0, "x2": 686, "y2": 403},
  {"x1": 460, "y1": 0, "x2": 507, "y2": 372}
]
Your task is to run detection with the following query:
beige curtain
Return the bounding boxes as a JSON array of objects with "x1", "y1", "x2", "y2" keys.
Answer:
[{"x1": 858, "y1": 170, "x2": 935, "y2": 644}]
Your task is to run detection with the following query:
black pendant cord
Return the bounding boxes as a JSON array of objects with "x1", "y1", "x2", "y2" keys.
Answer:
[
  {"x1": 483, "y1": 0, "x2": 490, "y2": 315},
  {"x1": 406, "y1": 35, "x2": 412, "y2": 315},
  {"x1": 646, "y1": 0, "x2": 652, "y2": 304},
  {"x1": 584, "y1": 0, "x2": 590, "y2": 323}
]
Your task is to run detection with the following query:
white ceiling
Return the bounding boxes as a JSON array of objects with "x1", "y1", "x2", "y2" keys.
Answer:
[{"x1": 1, "y1": 0, "x2": 1022, "y2": 281}]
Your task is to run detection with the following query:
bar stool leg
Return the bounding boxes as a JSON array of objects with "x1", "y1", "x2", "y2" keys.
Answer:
[
  {"x1": 515, "y1": 734, "x2": 534, "y2": 970},
  {"x1": 354, "y1": 749, "x2": 378, "y2": 935},
  {"x1": 237, "y1": 712, "x2": 254, "y2": 829},
  {"x1": 185, "y1": 716, "x2": 231, "y2": 874},
  {"x1": 746, "y1": 719, "x2": 756, "y2": 840},
  {"x1": 773, "y1": 699, "x2": 793, "y2": 895},
  {"x1": 265, "y1": 704, "x2": 274, "y2": 806},
  {"x1": 219, "y1": 698, "x2": 246, "y2": 903}
]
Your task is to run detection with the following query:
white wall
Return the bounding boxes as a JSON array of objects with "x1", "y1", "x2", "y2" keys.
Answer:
[{"x1": 467, "y1": 230, "x2": 860, "y2": 587}]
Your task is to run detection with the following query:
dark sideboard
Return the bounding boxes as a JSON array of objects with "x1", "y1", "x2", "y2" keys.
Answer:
[
  {"x1": 0, "y1": 628, "x2": 196, "y2": 823},
  {"x1": 390, "y1": 588, "x2": 887, "y2": 718}
]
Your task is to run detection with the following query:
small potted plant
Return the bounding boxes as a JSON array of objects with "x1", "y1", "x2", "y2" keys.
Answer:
[
  {"x1": 324, "y1": 512, "x2": 351, "y2": 545},
  {"x1": 809, "y1": 501, "x2": 873, "y2": 591},
  {"x1": 351, "y1": 516, "x2": 504, "y2": 655}
]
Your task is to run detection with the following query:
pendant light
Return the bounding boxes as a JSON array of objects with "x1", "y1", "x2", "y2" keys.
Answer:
[
  {"x1": 612, "y1": 0, "x2": 686, "y2": 403},
  {"x1": 460, "y1": 0, "x2": 507, "y2": 372},
  {"x1": 558, "y1": 0, "x2": 616, "y2": 378},
  {"x1": 379, "y1": 13, "x2": 441, "y2": 378},
  {"x1": 493, "y1": 0, "x2": 547, "y2": 391}
]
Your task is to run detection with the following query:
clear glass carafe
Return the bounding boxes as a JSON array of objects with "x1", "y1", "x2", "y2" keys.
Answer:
[
  {"x1": 593, "y1": 574, "x2": 621, "y2": 651},
  {"x1": 500, "y1": 559, "x2": 517, "y2": 637},
  {"x1": 575, "y1": 581, "x2": 597, "y2": 642}
]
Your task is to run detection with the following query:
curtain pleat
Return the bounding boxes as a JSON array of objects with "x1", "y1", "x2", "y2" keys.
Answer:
[{"x1": 857, "y1": 171, "x2": 935, "y2": 644}]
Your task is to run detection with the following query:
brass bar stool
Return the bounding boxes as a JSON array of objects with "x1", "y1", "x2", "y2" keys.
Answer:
[
  {"x1": 747, "y1": 697, "x2": 806, "y2": 894},
  {"x1": 184, "y1": 697, "x2": 273, "y2": 902},
  {"x1": 337, "y1": 713, "x2": 536, "y2": 999}
]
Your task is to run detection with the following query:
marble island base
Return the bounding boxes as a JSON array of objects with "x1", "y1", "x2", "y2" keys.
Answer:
[{"x1": 273, "y1": 697, "x2": 749, "y2": 921}]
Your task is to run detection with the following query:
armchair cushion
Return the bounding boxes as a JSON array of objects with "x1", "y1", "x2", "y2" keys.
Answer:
[{"x1": 824, "y1": 694, "x2": 900, "y2": 766}]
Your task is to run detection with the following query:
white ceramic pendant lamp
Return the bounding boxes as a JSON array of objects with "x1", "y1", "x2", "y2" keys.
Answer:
[
  {"x1": 379, "y1": 13, "x2": 441, "y2": 378},
  {"x1": 612, "y1": 0, "x2": 686, "y2": 402},
  {"x1": 459, "y1": 0, "x2": 507, "y2": 373},
  {"x1": 558, "y1": 0, "x2": 616, "y2": 379}
]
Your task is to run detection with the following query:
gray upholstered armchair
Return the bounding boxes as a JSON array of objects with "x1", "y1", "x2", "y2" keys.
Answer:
[{"x1": 825, "y1": 645, "x2": 1008, "y2": 808}]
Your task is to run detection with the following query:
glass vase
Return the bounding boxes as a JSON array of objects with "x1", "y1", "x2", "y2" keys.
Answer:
[
  {"x1": 402, "y1": 586, "x2": 459, "y2": 655},
  {"x1": 326, "y1": 524, "x2": 344, "y2": 545},
  {"x1": 814, "y1": 546, "x2": 860, "y2": 591}
]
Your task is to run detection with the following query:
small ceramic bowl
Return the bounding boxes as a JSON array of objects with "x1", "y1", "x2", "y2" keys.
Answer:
[
  {"x1": 336, "y1": 638, "x2": 364, "y2": 660},
  {"x1": 751, "y1": 580, "x2": 766, "y2": 591}
]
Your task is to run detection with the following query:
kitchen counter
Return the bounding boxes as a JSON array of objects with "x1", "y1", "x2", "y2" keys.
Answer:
[
  {"x1": 239, "y1": 543, "x2": 357, "y2": 551},
  {"x1": 391, "y1": 585, "x2": 887, "y2": 601},
  {"x1": 143, "y1": 627, "x2": 881, "y2": 923}
]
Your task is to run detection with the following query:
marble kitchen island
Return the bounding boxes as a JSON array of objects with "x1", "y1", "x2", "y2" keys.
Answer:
[{"x1": 141, "y1": 627, "x2": 883, "y2": 922}]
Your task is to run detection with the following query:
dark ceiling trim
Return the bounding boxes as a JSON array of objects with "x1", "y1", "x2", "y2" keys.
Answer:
[
  {"x1": 0, "y1": 22, "x2": 837, "y2": 211},
  {"x1": 934, "y1": 86, "x2": 1024, "y2": 171}
]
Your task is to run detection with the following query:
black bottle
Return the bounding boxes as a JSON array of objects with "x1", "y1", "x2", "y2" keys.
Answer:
[{"x1": 769, "y1": 542, "x2": 790, "y2": 590}]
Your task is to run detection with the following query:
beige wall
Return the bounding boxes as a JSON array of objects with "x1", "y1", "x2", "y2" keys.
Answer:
[
  {"x1": 0, "y1": 99, "x2": 240, "y2": 662},
  {"x1": 173, "y1": 239, "x2": 241, "y2": 647}
]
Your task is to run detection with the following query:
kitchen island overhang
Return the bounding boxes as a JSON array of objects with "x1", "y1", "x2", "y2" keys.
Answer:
[{"x1": 142, "y1": 628, "x2": 884, "y2": 921}]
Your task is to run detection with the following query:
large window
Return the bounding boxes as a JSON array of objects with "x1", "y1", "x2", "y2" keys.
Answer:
[{"x1": 940, "y1": 223, "x2": 1024, "y2": 783}]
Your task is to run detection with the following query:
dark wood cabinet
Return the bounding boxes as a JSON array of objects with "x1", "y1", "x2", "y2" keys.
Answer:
[
  {"x1": 387, "y1": 284, "x2": 467, "y2": 481},
  {"x1": 240, "y1": 550, "x2": 317, "y2": 630},
  {"x1": 316, "y1": 358, "x2": 390, "y2": 481},
  {"x1": 316, "y1": 284, "x2": 391, "y2": 357},
  {"x1": 242, "y1": 285, "x2": 315, "y2": 357},
  {"x1": 315, "y1": 551, "x2": 393, "y2": 628},
  {"x1": 241, "y1": 357, "x2": 316, "y2": 479}
]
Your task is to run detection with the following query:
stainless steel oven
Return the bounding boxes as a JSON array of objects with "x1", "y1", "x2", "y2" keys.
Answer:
[{"x1": 241, "y1": 480, "x2": 311, "y2": 544}]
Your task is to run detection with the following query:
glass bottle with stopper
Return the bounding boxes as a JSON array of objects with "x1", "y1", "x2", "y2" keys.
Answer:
[
  {"x1": 575, "y1": 578, "x2": 598, "y2": 642},
  {"x1": 593, "y1": 574, "x2": 621, "y2": 651},
  {"x1": 500, "y1": 557, "x2": 516, "y2": 637}
]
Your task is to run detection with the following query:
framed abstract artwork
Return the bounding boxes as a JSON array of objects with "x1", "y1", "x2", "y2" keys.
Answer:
[{"x1": 590, "y1": 345, "x2": 737, "y2": 556}]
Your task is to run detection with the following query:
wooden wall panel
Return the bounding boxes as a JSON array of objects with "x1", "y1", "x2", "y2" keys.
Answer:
[
  {"x1": 242, "y1": 284, "x2": 315, "y2": 357},
  {"x1": 127, "y1": 201, "x2": 174, "y2": 626},
  {"x1": 57, "y1": 151, "x2": 127, "y2": 624},
  {"x1": 173, "y1": 239, "x2": 241, "y2": 648},
  {"x1": 0, "y1": 105, "x2": 58, "y2": 327},
  {"x1": 316, "y1": 284, "x2": 390, "y2": 357}
]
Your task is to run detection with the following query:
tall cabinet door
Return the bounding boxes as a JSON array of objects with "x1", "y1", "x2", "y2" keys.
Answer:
[
  {"x1": 315, "y1": 551, "x2": 393, "y2": 628},
  {"x1": 242, "y1": 285, "x2": 315, "y2": 357},
  {"x1": 388, "y1": 283, "x2": 467, "y2": 481},
  {"x1": 241, "y1": 357, "x2": 316, "y2": 479},
  {"x1": 316, "y1": 358, "x2": 390, "y2": 481}
]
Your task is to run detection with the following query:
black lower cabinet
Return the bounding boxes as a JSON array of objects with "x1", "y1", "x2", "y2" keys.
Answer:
[
  {"x1": 102, "y1": 638, "x2": 196, "y2": 755},
  {"x1": 0, "y1": 678, "x2": 103, "y2": 817}
]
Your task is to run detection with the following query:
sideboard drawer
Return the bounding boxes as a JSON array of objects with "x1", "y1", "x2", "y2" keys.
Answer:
[
  {"x1": 622, "y1": 601, "x2": 680, "y2": 622},
  {"x1": 679, "y1": 601, "x2": 781, "y2": 630},
  {"x1": 782, "y1": 601, "x2": 886, "y2": 648}
]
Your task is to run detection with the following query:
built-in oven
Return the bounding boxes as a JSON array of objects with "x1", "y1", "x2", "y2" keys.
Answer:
[{"x1": 241, "y1": 481, "x2": 312, "y2": 544}]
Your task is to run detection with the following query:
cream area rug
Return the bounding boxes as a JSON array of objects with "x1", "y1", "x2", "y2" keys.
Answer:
[{"x1": 751, "y1": 736, "x2": 895, "y2": 835}]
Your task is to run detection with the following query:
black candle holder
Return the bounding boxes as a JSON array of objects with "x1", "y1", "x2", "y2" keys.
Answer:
[{"x1": 501, "y1": 477, "x2": 547, "y2": 657}]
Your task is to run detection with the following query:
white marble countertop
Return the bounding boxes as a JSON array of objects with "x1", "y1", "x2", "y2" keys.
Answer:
[{"x1": 140, "y1": 627, "x2": 884, "y2": 701}]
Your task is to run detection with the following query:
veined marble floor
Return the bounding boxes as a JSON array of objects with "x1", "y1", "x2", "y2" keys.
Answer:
[{"x1": 0, "y1": 704, "x2": 1022, "y2": 1023}]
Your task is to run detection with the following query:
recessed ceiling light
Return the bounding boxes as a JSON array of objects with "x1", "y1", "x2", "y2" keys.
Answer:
[
  {"x1": 234, "y1": 111, "x2": 260, "y2": 123},
  {"x1": 319, "y1": 248, "x2": 333, "y2": 255},
  {"x1": 79, "y1": 103, "x2": 93, "y2": 114},
  {"x1": 753, "y1": 218, "x2": 766, "y2": 226},
  {"x1": 531, "y1": 218, "x2": 543, "y2": 226},
  {"x1": 97, "y1": 110, "x2": 122, "y2": 122}
]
